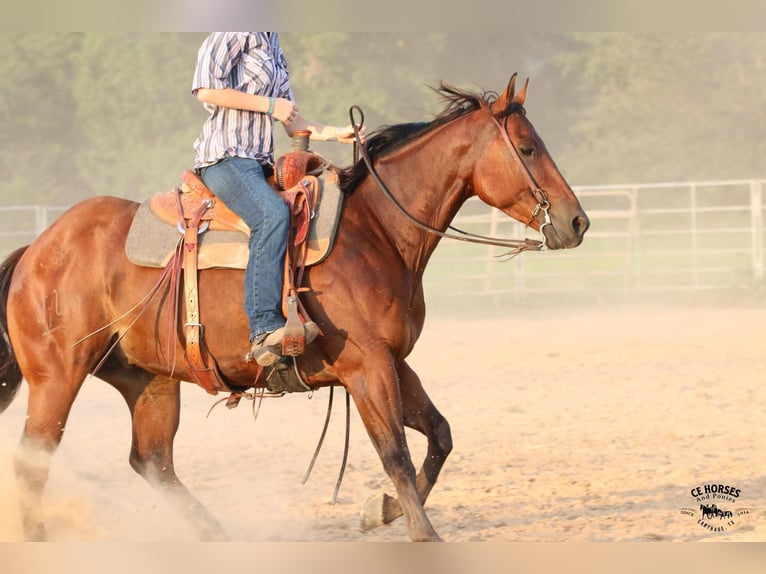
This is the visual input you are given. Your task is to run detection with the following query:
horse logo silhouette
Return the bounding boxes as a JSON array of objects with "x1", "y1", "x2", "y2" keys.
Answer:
[{"x1": 699, "y1": 503, "x2": 733, "y2": 521}]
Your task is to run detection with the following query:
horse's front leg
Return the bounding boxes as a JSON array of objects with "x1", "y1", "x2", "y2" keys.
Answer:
[
  {"x1": 360, "y1": 359, "x2": 452, "y2": 531},
  {"x1": 345, "y1": 356, "x2": 442, "y2": 542}
]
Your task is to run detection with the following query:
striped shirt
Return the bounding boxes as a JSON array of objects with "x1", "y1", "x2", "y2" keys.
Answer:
[{"x1": 192, "y1": 32, "x2": 294, "y2": 168}]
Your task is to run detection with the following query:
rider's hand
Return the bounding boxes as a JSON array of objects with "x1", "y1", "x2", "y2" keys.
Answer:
[
  {"x1": 335, "y1": 124, "x2": 366, "y2": 144},
  {"x1": 272, "y1": 97, "x2": 298, "y2": 125}
]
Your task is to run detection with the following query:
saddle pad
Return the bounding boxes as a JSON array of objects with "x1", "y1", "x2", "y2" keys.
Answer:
[{"x1": 125, "y1": 174, "x2": 344, "y2": 270}]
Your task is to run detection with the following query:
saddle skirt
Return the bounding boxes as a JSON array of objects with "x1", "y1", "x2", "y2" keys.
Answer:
[{"x1": 125, "y1": 169, "x2": 344, "y2": 270}]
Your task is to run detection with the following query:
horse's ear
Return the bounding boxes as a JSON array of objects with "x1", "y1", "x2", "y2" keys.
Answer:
[
  {"x1": 491, "y1": 73, "x2": 528, "y2": 112},
  {"x1": 512, "y1": 77, "x2": 529, "y2": 106}
]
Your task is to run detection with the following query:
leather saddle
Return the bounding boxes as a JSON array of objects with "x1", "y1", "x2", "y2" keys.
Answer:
[
  {"x1": 127, "y1": 150, "x2": 338, "y2": 396},
  {"x1": 150, "y1": 162, "x2": 319, "y2": 242},
  {"x1": 149, "y1": 170, "x2": 249, "y2": 235}
]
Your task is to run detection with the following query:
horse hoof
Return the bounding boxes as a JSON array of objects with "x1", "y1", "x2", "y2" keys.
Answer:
[
  {"x1": 25, "y1": 521, "x2": 46, "y2": 542},
  {"x1": 360, "y1": 493, "x2": 389, "y2": 531},
  {"x1": 198, "y1": 526, "x2": 229, "y2": 542}
]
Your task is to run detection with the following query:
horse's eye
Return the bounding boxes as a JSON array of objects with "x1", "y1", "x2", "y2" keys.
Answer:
[{"x1": 520, "y1": 146, "x2": 535, "y2": 157}]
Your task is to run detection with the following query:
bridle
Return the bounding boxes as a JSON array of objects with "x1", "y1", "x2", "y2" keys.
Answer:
[
  {"x1": 487, "y1": 111, "x2": 552, "y2": 252},
  {"x1": 349, "y1": 104, "x2": 552, "y2": 257}
]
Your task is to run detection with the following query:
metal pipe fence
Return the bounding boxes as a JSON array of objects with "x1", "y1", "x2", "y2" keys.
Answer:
[
  {"x1": 2, "y1": 179, "x2": 764, "y2": 307},
  {"x1": 423, "y1": 179, "x2": 766, "y2": 307}
]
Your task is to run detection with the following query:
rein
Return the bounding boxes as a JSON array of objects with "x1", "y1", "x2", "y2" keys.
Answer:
[{"x1": 349, "y1": 104, "x2": 550, "y2": 257}]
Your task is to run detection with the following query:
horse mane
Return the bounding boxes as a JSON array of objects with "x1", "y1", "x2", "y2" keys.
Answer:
[{"x1": 337, "y1": 82, "x2": 525, "y2": 195}]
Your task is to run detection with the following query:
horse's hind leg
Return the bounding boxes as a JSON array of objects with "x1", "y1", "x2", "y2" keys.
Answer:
[
  {"x1": 14, "y1": 371, "x2": 88, "y2": 540},
  {"x1": 104, "y1": 369, "x2": 227, "y2": 541},
  {"x1": 360, "y1": 360, "x2": 452, "y2": 531}
]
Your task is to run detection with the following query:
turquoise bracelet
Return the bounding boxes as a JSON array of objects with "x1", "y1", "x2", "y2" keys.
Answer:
[{"x1": 267, "y1": 97, "x2": 275, "y2": 115}]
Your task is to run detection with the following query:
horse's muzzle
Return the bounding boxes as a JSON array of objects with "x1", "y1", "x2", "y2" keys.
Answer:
[{"x1": 545, "y1": 211, "x2": 590, "y2": 250}]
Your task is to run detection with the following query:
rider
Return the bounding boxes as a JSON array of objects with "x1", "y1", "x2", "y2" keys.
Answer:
[{"x1": 191, "y1": 32, "x2": 361, "y2": 366}]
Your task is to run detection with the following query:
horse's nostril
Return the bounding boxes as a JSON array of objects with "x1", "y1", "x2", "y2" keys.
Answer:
[{"x1": 572, "y1": 214, "x2": 590, "y2": 237}]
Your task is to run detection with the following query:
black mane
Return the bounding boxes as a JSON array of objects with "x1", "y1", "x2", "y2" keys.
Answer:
[{"x1": 337, "y1": 83, "x2": 525, "y2": 195}]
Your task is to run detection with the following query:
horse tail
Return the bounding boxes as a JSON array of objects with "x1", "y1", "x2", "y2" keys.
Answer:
[{"x1": 0, "y1": 246, "x2": 27, "y2": 414}]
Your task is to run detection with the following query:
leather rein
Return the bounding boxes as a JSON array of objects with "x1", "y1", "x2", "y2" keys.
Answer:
[{"x1": 349, "y1": 104, "x2": 551, "y2": 258}]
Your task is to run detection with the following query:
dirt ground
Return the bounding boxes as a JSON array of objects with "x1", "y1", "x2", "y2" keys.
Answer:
[{"x1": 0, "y1": 304, "x2": 763, "y2": 542}]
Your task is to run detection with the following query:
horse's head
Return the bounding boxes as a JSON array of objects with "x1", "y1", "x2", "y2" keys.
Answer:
[{"x1": 473, "y1": 74, "x2": 589, "y2": 250}]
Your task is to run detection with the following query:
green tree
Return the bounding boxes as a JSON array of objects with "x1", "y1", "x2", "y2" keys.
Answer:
[
  {"x1": 5, "y1": 32, "x2": 760, "y2": 210},
  {"x1": 0, "y1": 33, "x2": 85, "y2": 204},
  {"x1": 278, "y1": 33, "x2": 450, "y2": 165},
  {"x1": 70, "y1": 33, "x2": 207, "y2": 201},
  {"x1": 279, "y1": 32, "x2": 572, "y2": 166},
  {"x1": 556, "y1": 33, "x2": 766, "y2": 184}
]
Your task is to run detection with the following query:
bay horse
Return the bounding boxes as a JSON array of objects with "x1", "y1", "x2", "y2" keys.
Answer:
[{"x1": 0, "y1": 75, "x2": 588, "y2": 542}]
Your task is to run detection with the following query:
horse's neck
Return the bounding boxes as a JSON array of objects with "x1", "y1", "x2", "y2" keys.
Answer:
[{"x1": 358, "y1": 119, "x2": 483, "y2": 270}]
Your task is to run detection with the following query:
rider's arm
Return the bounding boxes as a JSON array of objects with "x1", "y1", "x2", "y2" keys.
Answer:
[
  {"x1": 286, "y1": 116, "x2": 358, "y2": 143},
  {"x1": 195, "y1": 87, "x2": 360, "y2": 143}
]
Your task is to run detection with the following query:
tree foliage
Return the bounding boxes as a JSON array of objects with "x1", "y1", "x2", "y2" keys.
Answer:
[
  {"x1": 0, "y1": 32, "x2": 763, "y2": 206},
  {"x1": 557, "y1": 33, "x2": 766, "y2": 184},
  {"x1": 70, "y1": 33, "x2": 208, "y2": 200},
  {"x1": 0, "y1": 33, "x2": 85, "y2": 203}
]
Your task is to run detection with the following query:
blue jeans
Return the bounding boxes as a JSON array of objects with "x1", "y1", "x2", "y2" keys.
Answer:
[{"x1": 200, "y1": 157, "x2": 289, "y2": 341}]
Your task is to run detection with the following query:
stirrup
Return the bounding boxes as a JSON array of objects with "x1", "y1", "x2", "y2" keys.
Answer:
[{"x1": 282, "y1": 296, "x2": 306, "y2": 356}]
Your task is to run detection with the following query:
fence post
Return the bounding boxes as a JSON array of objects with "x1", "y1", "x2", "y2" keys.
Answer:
[
  {"x1": 750, "y1": 179, "x2": 764, "y2": 281},
  {"x1": 34, "y1": 205, "x2": 46, "y2": 235},
  {"x1": 690, "y1": 183, "x2": 700, "y2": 289},
  {"x1": 629, "y1": 186, "x2": 639, "y2": 290}
]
